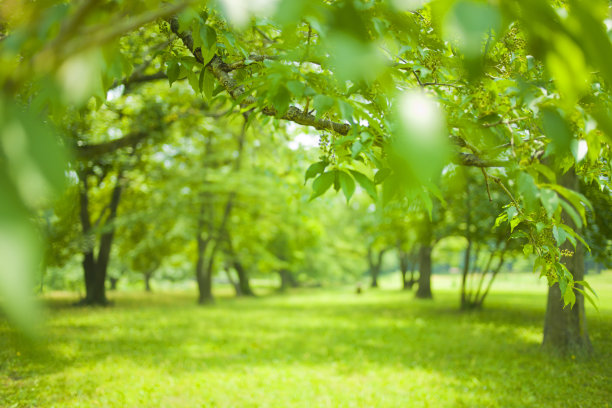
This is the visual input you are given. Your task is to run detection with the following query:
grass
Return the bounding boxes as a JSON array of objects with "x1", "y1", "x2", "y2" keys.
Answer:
[{"x1": 1, "y1": 272, "x2": 611, "y2": 407}]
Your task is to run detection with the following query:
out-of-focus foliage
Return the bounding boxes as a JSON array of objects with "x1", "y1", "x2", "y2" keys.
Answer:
[{"x1": 1, "y1": 0, "x2": 612, "y2": 324}]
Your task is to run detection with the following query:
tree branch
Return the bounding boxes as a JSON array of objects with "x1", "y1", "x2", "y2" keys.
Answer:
[
  {"x1": 167, "y1": 16, "x2": 511, "y2": 167},
  {"x1": 76, "y1": 132, "x2": 148, "y2": 159},
  {"x1": 168, "y1": 16, "x2": 351, "y2": 136}
]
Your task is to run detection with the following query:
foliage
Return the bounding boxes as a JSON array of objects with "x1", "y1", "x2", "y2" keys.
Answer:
[{"x1": 2, "y1": 0, "x2": 612, "y2": 324}]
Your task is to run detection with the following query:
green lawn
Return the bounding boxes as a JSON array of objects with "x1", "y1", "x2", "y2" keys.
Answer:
[{"x1": 1, "y1": 272, "x2": 611, "y2": 407}]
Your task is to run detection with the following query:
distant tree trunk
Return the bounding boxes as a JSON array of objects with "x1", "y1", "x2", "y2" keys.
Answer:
[
  {"x1": 234, "y1": 260, "x2": 254, "y2": 296},
  {"x1": 368, "y1": 247, "x2": 387, "y2": 288},
  {"x1": 415, "y1": 244, "x2": 433, "y2": 299},
  {"x1": 109, "y1": 277, "x2": 119, "y2": 291},
  {"x1": 398, "y1": 246, "x2": 416, "y2": 290},
  {"x1": 460, "y1": 182, "x2": 472, "y2": 308},
  {"x1": 144, "y1": 270, "x2": 154, "y2": 292},
  {"x1": 460, "y1": 237, "x2": 472, "y2": 308},
  {"x1": 542, "y1": 168, "x2": 592, "y2": 356},
  {"x1": 224, "y1": 265, "x2": 241, "y2": 296},
  {"x1": 279, "y1": 269, "x2": 298, "y2": 290},
  {"x1": 224, "y1": 231, "x2": 255, "y2": 296},
  {"x1": 77, "y1": 171, "x2": 123, "y2": 306}
]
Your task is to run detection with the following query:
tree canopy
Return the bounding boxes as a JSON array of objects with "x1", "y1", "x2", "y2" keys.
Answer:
[{"x1": 1, "y1": 0, "x2": 611, "y2": 354}]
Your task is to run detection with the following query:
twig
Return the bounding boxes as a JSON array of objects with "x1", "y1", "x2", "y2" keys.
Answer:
[
  {"x1": 481, "y1": 168, "x2": 492, "y2": 202},
  {"x1": 490, "y1": 175, "x2": 522, "y2": 214},
  {"x1": 481, "y1": 117, "x2": 528, "y2": 128}
]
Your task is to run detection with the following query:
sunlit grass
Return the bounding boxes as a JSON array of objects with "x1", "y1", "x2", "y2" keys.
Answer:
[{"x1": 1, "y1": 272, "x2": 611, "y2": 407}]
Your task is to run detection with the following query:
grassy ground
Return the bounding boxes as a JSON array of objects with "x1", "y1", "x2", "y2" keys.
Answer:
[{"x1": 1, "y1": 272, "x2": 611, "y2": 407}]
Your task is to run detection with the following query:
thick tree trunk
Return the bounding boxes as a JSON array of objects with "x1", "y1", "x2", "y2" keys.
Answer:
[
  {"x1": 234, "y1": 260, "x2": 254, "y2": 296},
  {"x1": 279, "y1": 269, "x2": 297, "y2": 290},
  {"x1": 542, "y1": 168, "x2": 592, "y2": 356},
  {"x1": 78, "y1": 172, "x2": 122, "y2": 306},
  {"x1": 415, "y1": 244, "x2": 433, "y2": 299}
]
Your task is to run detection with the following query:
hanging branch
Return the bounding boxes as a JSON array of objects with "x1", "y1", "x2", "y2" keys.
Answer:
[{"x1": 167, "y1": 16, "x2": 514, "y2": 169}]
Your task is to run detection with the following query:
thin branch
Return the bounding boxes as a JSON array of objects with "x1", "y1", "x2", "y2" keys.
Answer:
[
  {"x1": 490, "y1": 175, "x2": 523, "y2": 214},
  {"x1": 421, "y1": 81, "x2": 461, "y2": 88},
  {"x1": 168, "y1": 16, "x2": 351, "y2": 136},
  {"x1": 76, "y1": 132, "x2": 148, "y2": 159},
  {"x1": 411, "y1": 69, "x2": 424, "y2": 87},
  {"x1": 61, "y1": 2, "x2": 191, "y2": 59},
  {"x1": 481, "y1": 117, "x2": 528, "y2": 128}
]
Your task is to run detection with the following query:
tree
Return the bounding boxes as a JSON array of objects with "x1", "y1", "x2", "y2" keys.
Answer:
[{"x1": 2, "y1": 0, "x2": 611, "y2": 356}]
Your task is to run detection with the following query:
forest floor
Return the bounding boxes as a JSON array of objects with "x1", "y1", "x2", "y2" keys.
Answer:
[{"x1": 1, "y1": 272, "x2": 611, "y2": 407}]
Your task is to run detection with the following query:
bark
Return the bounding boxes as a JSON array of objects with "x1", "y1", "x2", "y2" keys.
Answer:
[
  {"x1": 234, "y1": 260, "x2": 254, "y2": 296},
  {"x1": 224, "y1": 230, "x2": 255, "y2": 296},
  {"x1": 167, "y1": 17, "x2": 509, "y2": 169},
  {"x1": 460, "y1": 238, "x2": 472, "y2": 308},
  {"x1": 542, "y1": 168, "x2": 592, "y2": 356},
  {"x1": 109, "y1": 277, "x2": 119, "y2": 291},
  {"x1": 398, "y1": 247, "x2": 413, "y2": 290},
  {"x1": 224, "y1": 266, "x2": 241, "y2": 296},
  {"x1": 144, "y1": 271, "x2": 153, "y2": 292},
  {"x1": 77, "y1": 172, "x2": 123, "y2": 306},
  {"x1": 279, "y1": 269, "x2": 298, "y2": 290},
  {"x1": 415, "y1": 244, "x2": 433, "y2": 299},
  {"x1": 368, "y1": 247, "x2": 386, "y2": 288}
]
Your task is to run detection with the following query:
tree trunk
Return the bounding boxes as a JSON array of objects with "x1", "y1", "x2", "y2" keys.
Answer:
[
  {"x1": 77, "y1": 172, "x2": 122, "y2": 306},
  {"x1": 109, "y1": 277, "x2": 118, "y2": 291},
  {"x1": 398, "y1": 248, "x2": 410, "y2": 290},
  {"x1": 415, "y1": 244, "x2": 433, "y2": 299},
  {"x1": 234, "y1": 260, "x2": 254, "y2": 296},
  {"x1": 368, "y1": 247, "x2": 386, "y2": 288},
  {"x1": 144, "y1": 271, "x2": 152, "y2": 292},
  {"x1": 279, "y1": 269, "x2": 297, "y2": 290},
  {"x1": 224, "y1": 231, "x2": 254, "y2": 296},
  {"x1": 542, "y1": 168, "x2": 592, "y2": 356},
  {"x1": 224, "y1": 266, "x2": 241, "y2": 296},
  {"x1": 460, "y1": 237, "x2": 472, "y2": 309}
]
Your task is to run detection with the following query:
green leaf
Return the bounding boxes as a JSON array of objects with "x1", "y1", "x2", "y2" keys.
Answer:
[
  {"x1": 563, "y1": 285, "x2": 576, "y2": 308},
  {"x1": 187, "y1": 71, "x2": 199, "y2": 93},
  {"x1": 286, "y1": 81, "x2": 305, "y2": 97},
  {"x1": 167, "y1": 60, "x2": 180, "y2": 87},
  {"x1": 559, "y1": 200, "x2": 582, "y2": 229},
  {"x1": 199, "y1": 25, "x2": 217, "y2": 65},
  {"x1": 542, "y1": 107, "x2": 573, "y2": 155},
  {"x1": 523, "y1": 244, "x2": 533, "y2": 256},
  {"x1": 552, "y1": 225, "x2": 567, "y2": 246},
  {"x1": 200, "y1": 68, "x2": 215, "y2": 101},
  {"x1": 310, "y1": 171, "x2": 335, "y2": 200},
  {"x1": 349, "y1": 170, "x2": 377, "y2": 200},
  {"x1": 544, "y1": 183, "x2": 592, "y2": 225},
  {"x1": 305, "y1": 161, "x2": 327, "y2": 183},
  {"x1": 374, "y1": 168, "x2": 391, "y2": 184},
  {"x1": 338, "y1": 100, "x2": 354, "y2": 121},
  {"x1": 540, "y1": 188, "x2": 559, "y2": 217},
  {"x1": 351, "y1": 140, "x2": 363, "y2": 158},
  {"x1": 574, "y1": 287, "x2": 598, "y2": 311},
  {"x1": 313, "y1": 95, "x2": 335, "y2": 118},
  {"x1": 338, "y1": 171, "x2": 355, "y2": 202},
  {"x1": 271, "y1": 85, "x2": 291, "y2": 117},
  {"x1": 574, "y1": 279, "x2": 598, "y2": 299},
  {"x1": 517, "y1": 172, "x2": 539, "y2": 211}
]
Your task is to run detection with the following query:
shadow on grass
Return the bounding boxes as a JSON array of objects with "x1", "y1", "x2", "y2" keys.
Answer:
[{"x1": 2, "y1": 288, "x2": 611, "y2": 407}]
